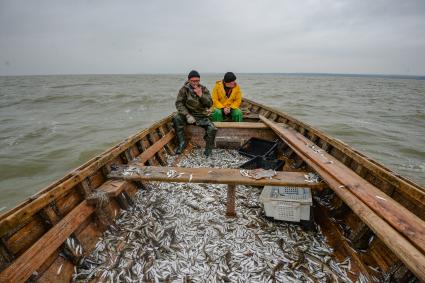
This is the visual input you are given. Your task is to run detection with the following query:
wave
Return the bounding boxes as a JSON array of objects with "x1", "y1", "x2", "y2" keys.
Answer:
[
  {"x1": 50, "y1": 83, "x2": 103, "y2": 89},
  {"x1": 0, "y1": 73, "x2": 424, "y2": 208}
]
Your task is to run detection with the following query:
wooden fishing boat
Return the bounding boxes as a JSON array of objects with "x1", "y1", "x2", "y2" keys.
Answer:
[{"x1": 0, "y1": 98, "x2": 424, "y2": 282}]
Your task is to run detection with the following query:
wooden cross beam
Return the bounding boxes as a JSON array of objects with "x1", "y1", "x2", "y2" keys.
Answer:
[
  {"x1": 108, "y1": 165, "x2": 324, "y2": 188},
  {"x1": 108, "y1": 165, "x2": 325, "y2": 217}
]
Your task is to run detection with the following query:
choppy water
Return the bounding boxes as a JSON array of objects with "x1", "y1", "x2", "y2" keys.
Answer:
[{"x1": 0, "y1": 74, "x2": 424, "y2": 211}]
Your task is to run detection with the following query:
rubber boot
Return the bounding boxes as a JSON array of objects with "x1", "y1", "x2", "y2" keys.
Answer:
[
  {"x1": 204, "y1": 125, "x2": 217, "y2": 157},
  {"x1": 173, "y1": 114, "x2": 187, "y2": 154},
  {"x1": 175, "y1": 130, "x2": 186, "y2": 154}
]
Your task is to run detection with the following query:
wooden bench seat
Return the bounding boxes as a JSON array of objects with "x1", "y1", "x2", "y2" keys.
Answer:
[
  {"x1": 108, "y1": 164, "x2": 324, "y2": 217},
  {"x1": 213, "y1": 122, "x2": 284, "y2": 129},
  {"x1": 107, "y1": 165, "x2": 325, "y2": 189}
]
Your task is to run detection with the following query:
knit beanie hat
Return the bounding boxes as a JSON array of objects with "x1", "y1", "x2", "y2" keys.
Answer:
[
  {"x1": 223, "y1": 72, "x2": 237, "y2": 83},
  {"x1": 188, "y1": 70, "x2": 200, "y2": 79}
]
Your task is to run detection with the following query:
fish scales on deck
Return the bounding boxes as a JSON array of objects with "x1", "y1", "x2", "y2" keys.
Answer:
[{"x1": 74, "y1": 150, "x2": 358, "y2": 282}]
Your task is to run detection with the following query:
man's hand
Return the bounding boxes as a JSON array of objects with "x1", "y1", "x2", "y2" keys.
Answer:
[
  {"x1": 186, "y1": 114, "x2": 196, "y2": 124},
  {"x1": 224, "y1": 107, "x2": 230, "y2": 115},
  {"x1": 193, "y1": 86, "x2": 203, "y2": 97}
]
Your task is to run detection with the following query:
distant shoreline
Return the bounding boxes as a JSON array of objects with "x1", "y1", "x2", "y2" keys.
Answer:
[{"x1": 1, "y1": 72, "x2": 424, "y2": 80}]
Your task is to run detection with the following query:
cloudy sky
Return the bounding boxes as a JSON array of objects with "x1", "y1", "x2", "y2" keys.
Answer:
[{"x1": 1, "y1": 0, "x2": 424, "y2": 76}]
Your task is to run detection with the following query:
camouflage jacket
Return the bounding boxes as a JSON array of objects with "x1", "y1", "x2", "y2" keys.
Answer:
[{"x1": 175, "y1": 82, "x2": 213, "y2": 118}]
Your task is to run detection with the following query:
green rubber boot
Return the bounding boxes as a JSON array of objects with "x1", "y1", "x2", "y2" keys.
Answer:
[
  {"x1": 203, "y1": 123, "x2": 217, "y2": 157},
  {"x1": 173, "y1": 114, "x2": 187, "y2": 154}
]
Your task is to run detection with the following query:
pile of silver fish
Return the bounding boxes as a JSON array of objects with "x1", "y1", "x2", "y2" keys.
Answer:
[{"x1": 74, "y1": 149, "x2": 362, "y2": 282}]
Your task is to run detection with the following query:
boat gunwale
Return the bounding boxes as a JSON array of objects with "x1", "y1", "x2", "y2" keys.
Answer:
[
  {"x1": 0, "y1": 115, "x2": 174, "y2": 223},
  {"x1": 243, "y1": 98, "x2": 425, "y2": 196}
]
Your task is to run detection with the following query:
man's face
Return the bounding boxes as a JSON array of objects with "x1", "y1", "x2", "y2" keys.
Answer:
[
  {"x1": 224, "y1": 81, "x2": 236, "y2": 88},
  {"x1": 189, "y1": 77, "x2": 200, "y2": 88}
]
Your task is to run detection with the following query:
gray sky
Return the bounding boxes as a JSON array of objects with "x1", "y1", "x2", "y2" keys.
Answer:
[{"x1": 1, "y1": 0, "x2": 425, "y2": 76}]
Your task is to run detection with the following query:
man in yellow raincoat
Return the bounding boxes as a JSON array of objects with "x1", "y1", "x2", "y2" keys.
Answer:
[{"x1": 211, "y1": 72, "x2": 243, "y2": 122}]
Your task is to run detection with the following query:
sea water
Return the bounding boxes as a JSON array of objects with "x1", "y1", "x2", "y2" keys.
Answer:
[{"x1": 0, "y1": 74, "x2": 424, "y2": 211}]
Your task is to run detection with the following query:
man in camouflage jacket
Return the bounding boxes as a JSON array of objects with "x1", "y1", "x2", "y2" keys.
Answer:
[{"x1": 173, "y1": 70, "x2": 217, "y2": 157}]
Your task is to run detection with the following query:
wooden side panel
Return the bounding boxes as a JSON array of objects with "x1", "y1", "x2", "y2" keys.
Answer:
[
  {"x1": 251, "y1": 105, "x2": 259, "y2": 113},
  {"x1": 268, "y1": 112, "x2": 278, "y2": 121},
  {"x1": 257, "y1": 108, "x2": 266, "y2": 116},
  {"x1": 158, "y1": 126, "x2": 175, "y2": 155},
  {"x1": 368, "y1": 238, "x2": 399, "y2": 273},
  {"x1": 35, "y1": 250, "x2": 61, "y2": 282},
  {"x1": 314, "y1": 205, "x2": 371, "y2": 281},
  {"x1": 128, "y1": 145, "x2": 140, "y2": 159},
  {"x1": 36, "y1": 254, "x2": 74, "y2": 283},
  {"x1": 0, "y1": 242, "x2": 13, "y2": 271},
  {"x1": 135, "y1": 131, "x2": 175, "y2": 165},
  {"x1": 139, "y1": 137, "x2": 158, "y2": 166},
  {"x1": 75, "y1": 216, "x2": 103, "y2": 256},
  {"x1": 41, "y1": 205, "x2": 61, "y2": 226},
  {"x1": 126, "y1": 182, "x2": 139, "y2": 198},
  {"x1": 55, "y1": 190, "x2": 83, "y2": 217},
  {"x1": 276, "y1": 116, "x2": 287, "y2": 123},
  {"x1": 148, "y1": 131, "x2": 167, "y2": 165},
  {"x1": 392, "y1": 190, "x2": 425, "y2": 220},
  {"x1": 343, "y1": 212, "x2": 372, "y2": 245},
  {"x1": 0, "y1": 201, "x2": 93, "y2": 282},
  {"x1": 4, "y1": 216, "x2": 47, "y2": 257},
  {"x1": 87, "y1": 171, "x2": 105, "y2": 190}
]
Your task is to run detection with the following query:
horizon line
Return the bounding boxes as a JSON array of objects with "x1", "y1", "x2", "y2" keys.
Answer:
[{"x1": 0, "y1": 72, "x2": 424, "y2": 79}]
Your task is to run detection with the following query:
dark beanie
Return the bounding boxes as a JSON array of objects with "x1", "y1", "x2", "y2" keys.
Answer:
[
  {"x1": 223, "y1": 72, "x2": 237, "y2": 83},
  {"x1": 188, "y1": 70, "x2": 200, "y2": 79}
]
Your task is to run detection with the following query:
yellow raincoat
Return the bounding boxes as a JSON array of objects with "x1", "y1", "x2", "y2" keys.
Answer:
[{"x1": 211, "y1": 80, "x2": 242, "y2": 109}]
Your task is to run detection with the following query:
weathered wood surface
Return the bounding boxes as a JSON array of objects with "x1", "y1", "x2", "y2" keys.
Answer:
[
  {"x1": 4, "y1": 217, "x2": 46, "y2": 257},
  {"x1": 1, "y1": 99, "x2": 424, "y2": 281},
  {"x1": 139, "y1": 138, "x2": 159, "y2": 166},
  {"x1": 96, "y1": 180, "x2": 129, "y2": 198},
  {"x1": 314, "y1": 205, "x2": 373, "y2": 281},
  {"x1": 186, "y1": 126, "x2": 277, "y2": 149},
  {"x1": 213, "y1": 122, "x2": 284, "y2": 129},
  {"x1": 0, "y1": 201, "x2": 94, "y2": 283},
  {"x1": 158, "y1": 126, "x2": 175, "y2": 155},
  {"x1": 149, "y1": 131, "x2": 167, "y2": 165},
  {"x1": 226, "y1": 185, "x2": 237, "y2": 217},
  {"x1": 260, "y1": 115, "x2": 425, "y2": 254},
  {"x1": 36, "y1": 254, "x2": 74, "y2": 283},
  {"x1": 0, "y1": 116, "x2": 174, "y2": 238},
  {"x1": 260, "y1": 115, "x2": 425, "y2": 281},
  {"x1": 108, "y1": 165, "x2": 326, "y2": 189},
  {"x1": 134, "y1": 131, "x2": 174, "y2": 165},
  {"x1": 247, "y1": 98, "x2": 425, "y2": 218}
]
